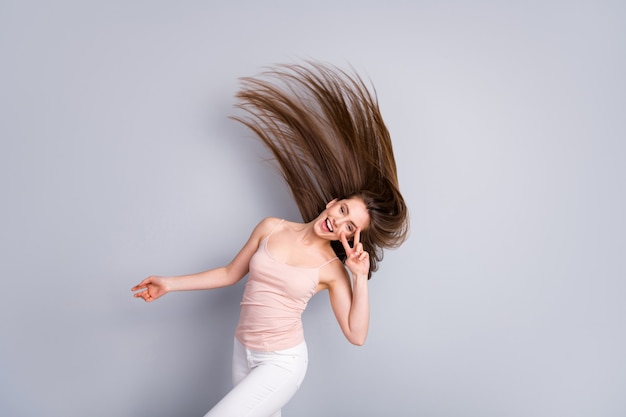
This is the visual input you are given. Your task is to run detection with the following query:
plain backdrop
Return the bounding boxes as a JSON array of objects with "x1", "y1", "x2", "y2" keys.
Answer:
[{"x1": 1, "y1": 1, "x2": 625, "y2": 416}]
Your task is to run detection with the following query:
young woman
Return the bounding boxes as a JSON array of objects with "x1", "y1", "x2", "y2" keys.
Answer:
[{"x1": 131, "y1": 62, "x2": 409, "y2": 417}]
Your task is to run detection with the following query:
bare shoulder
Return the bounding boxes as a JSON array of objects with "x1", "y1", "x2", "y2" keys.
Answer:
[
  {"x1": 252, "y1": 217, "x2": 283, "y2": 238},
  {"x1": 235, "y1": 217, "x2": 281, "y2": 255},
  {"x1": 258, "y1": 216, "x2": 283, "y2": 229}
]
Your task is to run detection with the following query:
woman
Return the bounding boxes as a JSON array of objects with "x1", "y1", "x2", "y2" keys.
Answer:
[{"x1": 131, "y1": 62, "x2": 409, "y2": 417}]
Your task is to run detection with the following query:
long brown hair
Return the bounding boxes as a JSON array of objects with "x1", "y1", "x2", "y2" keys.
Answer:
[{"x1": 233, "y1": 61, "x2": 409, "y2": 277}]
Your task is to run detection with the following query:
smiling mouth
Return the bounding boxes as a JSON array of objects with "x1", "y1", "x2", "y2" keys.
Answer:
[{"x1": 325, "y1": 218, "x2": 334, "y2": 232}]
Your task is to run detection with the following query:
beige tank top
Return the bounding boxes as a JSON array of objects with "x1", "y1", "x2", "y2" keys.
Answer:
[{"x1": 235, "y1": 220, "x2": 337, "y2": 351}]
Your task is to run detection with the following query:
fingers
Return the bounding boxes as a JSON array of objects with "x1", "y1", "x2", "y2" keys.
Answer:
[
  {"x1": 352, "y1": 242, "x2": 366, "y2": 260},
  {"x1": 353, "y1": 228, "x2": 361, "y2": 247},
  {"x1": 346, "y1": 241, "x2": 370, "y2": 276},
  {"x1": 357, "y1": 246, "x2": 369, "y2": 261},
  {"x1": 345, "y1": 241, "x2": 365, "y2": 260},
  {"x1": 131, "y1": 277, "x2": 157, "y2": 302},
  {"x1": 340, "y1": 228, "x2": 362, "y2": 252},
  {"x1": 131, "y1": 277, "x2": 151, "y2": 292},
  {"x1": 339, "y1": 232, "x2": 351, "y2": 252},
  {"x1": 355, "y1": 242, "x2": 364, "y2": 254},
  {"x1": 133, "y1": 289, "x2": 155, "y2": 302},
  {"x1": 131, "y1": 276, "x2": 157, "y2": 292}
]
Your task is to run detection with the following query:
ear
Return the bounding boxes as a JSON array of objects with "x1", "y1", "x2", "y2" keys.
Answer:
[{"x1": 326, "y1": 198, "x2": 338, "y2": 209}]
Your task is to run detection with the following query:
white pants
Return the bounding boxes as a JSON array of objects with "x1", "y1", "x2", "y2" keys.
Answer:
[{"x1": 203, "y1": 338, "x2": 308, "y2": 417}]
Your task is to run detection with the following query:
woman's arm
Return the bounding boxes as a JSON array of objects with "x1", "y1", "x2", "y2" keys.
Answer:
[
  {"x1": 319, "y1": 230, "x2": 371, "y2": 346},
  {"x1": 131, "y1": 217, "x2": 279, "y2": 302}
]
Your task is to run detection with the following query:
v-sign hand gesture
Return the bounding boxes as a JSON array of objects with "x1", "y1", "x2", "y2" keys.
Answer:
[{"x1": 340, "y1": 229, "x2": 370, "y2": 277}]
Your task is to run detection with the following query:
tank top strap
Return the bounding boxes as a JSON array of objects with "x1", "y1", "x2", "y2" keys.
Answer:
[
  {"x1": 264, "y1": 218, "x2": 337, "y2": 269},
  {"x1": 266, "y1": 218, "x2": 285, "y2": 239},
  {"x1": 317, "y1": 256, "x2": 339, "y2": 269}
]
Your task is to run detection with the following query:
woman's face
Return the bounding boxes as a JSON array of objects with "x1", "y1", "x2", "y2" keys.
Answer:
[{"x1": 317, "y1": 197, "x2": 370, "y2": 240}]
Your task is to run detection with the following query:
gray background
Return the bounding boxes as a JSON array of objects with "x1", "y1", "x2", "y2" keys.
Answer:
[{"x1": 1, "y1": 1, "x2": 625, "y2": 416}]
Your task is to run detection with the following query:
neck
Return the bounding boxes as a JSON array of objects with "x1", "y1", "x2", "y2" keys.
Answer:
[{"x1": 294, "y1": 219, "x2": 330, "y2": 248}]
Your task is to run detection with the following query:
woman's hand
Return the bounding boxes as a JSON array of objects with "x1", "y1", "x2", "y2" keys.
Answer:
[
  {"x1": 340, "y1": 229, "x2": 370, "y2": 277},
  {"x1": 131, "y1": 276, "x2": 169, "y2": 302}
]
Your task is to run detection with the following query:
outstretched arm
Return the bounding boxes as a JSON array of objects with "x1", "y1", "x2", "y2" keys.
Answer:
[
  {"x1": 131, "y1": 218, "x2": 279, "y2": 302},
  {"x1": 319, "y1": 229, "x2": 370, "y2": 346}
]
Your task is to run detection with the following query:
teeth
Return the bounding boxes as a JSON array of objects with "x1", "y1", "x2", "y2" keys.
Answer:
[{"x1": 326, "y1": 219, "x2": 333, "y2": 232}]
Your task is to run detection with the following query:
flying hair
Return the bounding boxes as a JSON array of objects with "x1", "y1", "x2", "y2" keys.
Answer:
[{"x1": 232, "y1": 61, "x2": 409, "y2": 278}]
